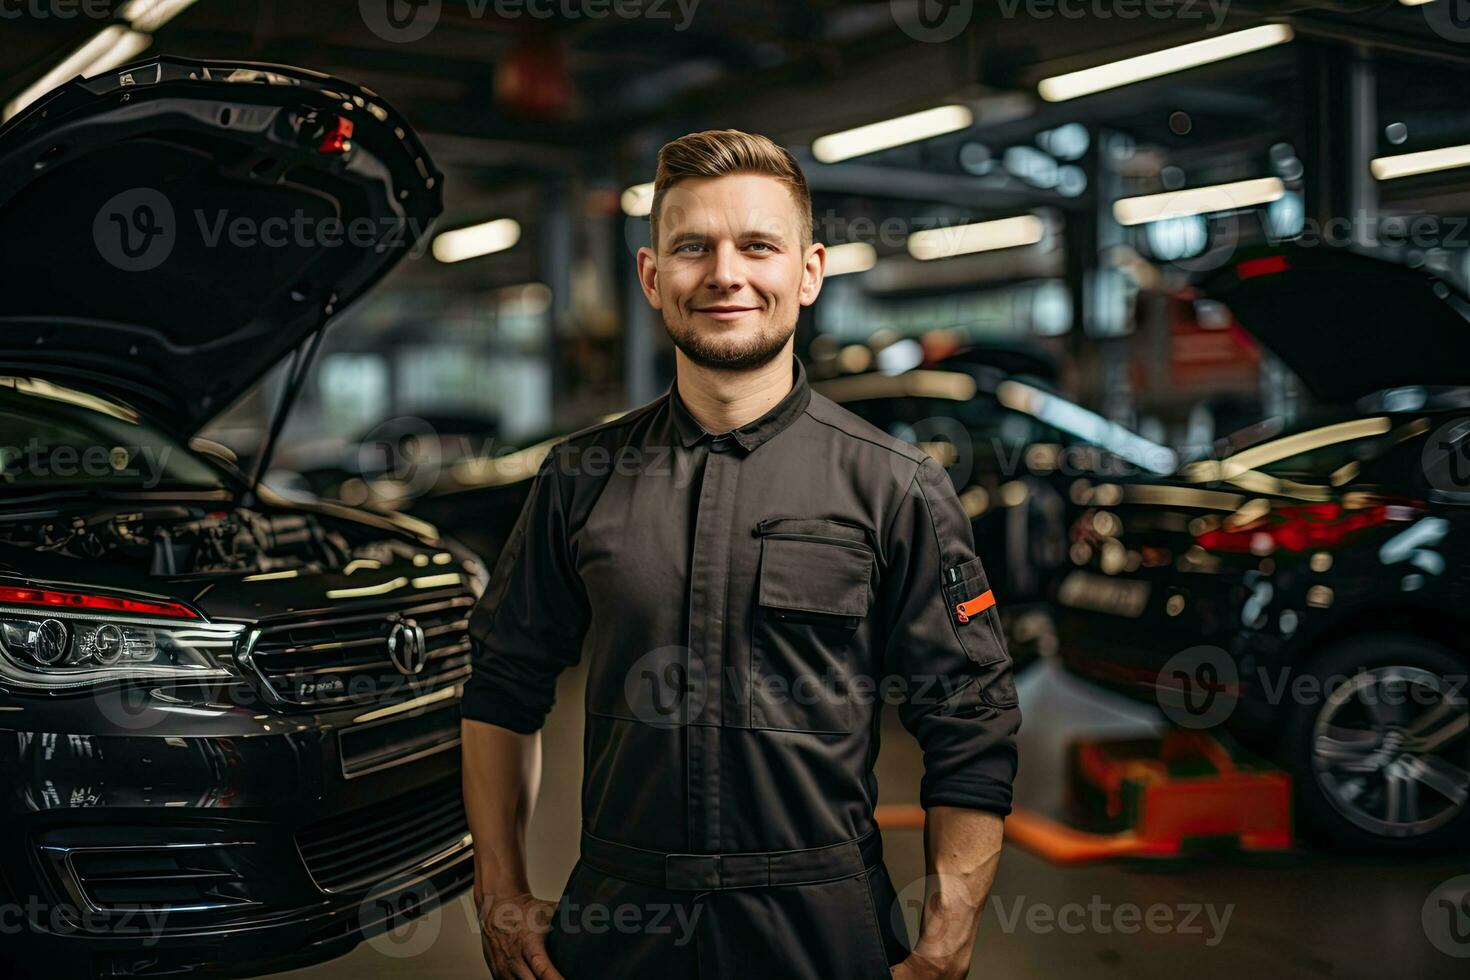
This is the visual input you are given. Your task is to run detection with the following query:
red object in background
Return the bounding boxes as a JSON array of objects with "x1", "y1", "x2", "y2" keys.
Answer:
[
  {"x1": 1195, "y1": 501, "x2": 1415, "y2": 554},
  {"x1": 318, "y1": 115, "x2": 354, "y2": 154},
  {"x1": 919, "y1": 329, "x2": 964, "y2": 365},
  {"x1": 1167, "y1": 291, "x2": 1260, "y2": 390},
  {"x1": 0, "y1": 585, "x2": 198, "y2": 619},
  {"x1": 495, "y1": 36, "x2": 570, "y2": 118},
  {"x1": 1236, "y1": 255, "x2": 1292, "y2": 280}
]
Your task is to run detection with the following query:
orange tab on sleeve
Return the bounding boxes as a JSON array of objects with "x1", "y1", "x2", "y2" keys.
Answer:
[{"x1": 954, "y1": 589, "x2": 996, "y2": 623}]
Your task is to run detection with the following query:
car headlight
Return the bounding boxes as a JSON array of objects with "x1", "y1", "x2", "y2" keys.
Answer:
[{"x1": 0, "y1": 587, "x2": 241, "y2": 690}]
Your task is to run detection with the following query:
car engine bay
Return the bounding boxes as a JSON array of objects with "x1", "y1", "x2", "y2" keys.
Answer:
[{"x1": 0, "y1": 504, "x2": 415, "y2": 576}]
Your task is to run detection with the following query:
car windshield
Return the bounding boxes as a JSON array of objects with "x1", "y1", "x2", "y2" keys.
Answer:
[{"x1": 0, "y1": 378, "x2": 226, "y2": 491}]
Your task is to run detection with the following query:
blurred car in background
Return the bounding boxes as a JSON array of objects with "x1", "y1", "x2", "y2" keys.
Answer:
[
  {"x1": 1056, "y1": 247, "x2": 1470, "y2": 852},
  {"x1": 817, "y1": 343, "x2": 1178, "y2": 664},
  {"x1": 0, "y1": 58, "x2": 484, "y2": 977}
]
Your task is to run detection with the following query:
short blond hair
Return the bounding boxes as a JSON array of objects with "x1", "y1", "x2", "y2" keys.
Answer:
[{"x1": 649, "y1": 129, "x2": 813, "y2": 248}]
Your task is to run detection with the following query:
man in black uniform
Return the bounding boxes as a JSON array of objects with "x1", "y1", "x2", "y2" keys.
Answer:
[{"x1": 462, "y1": 130, "x2": 1020, "y2": 979}]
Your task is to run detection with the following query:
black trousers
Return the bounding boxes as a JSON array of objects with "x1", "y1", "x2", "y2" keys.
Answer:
[{"x1": 544, "y1": 833, "x2": 911, "y2": 979}]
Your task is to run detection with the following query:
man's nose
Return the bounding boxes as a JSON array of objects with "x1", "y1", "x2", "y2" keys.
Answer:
[{"x1": 705, "y1": 241, "x2": 745, "y2": 292}]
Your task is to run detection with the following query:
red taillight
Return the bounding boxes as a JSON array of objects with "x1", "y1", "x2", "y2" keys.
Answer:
[
  {"x1": 0, "y1": 586, "x2": 199, "y2": 619},
  {"x1": 1194, "y1": 502, "x2": 1404, "y2": 555},
  {"x1": 318, "y1": 115, "x2": 354, "y2": 154},
  {"x1": 1236, "y1": 255, "x2": 1291, "y2": 280}
]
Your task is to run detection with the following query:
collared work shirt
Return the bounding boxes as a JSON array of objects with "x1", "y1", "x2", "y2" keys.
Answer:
[{"x1": 462, "y1": 354, "x2": 1020, "y2": 857}]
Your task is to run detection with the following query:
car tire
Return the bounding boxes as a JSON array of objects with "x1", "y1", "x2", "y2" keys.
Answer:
[{"x1": 1281, "y1": 633, "x2": 1470, "y2": 853}]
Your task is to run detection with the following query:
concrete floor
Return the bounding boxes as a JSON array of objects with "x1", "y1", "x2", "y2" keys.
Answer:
[{"x1": 274, "y1": 659, "x2": 1469, "y2": 979}]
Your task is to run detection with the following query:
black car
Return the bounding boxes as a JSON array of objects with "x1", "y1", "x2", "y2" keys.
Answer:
[
  {"x1": 1056, "y1": 247, "x2": 1470, "y2": 852},
  {"x1": 0, "y1": 58, "x2": 486, "y2": 976}
]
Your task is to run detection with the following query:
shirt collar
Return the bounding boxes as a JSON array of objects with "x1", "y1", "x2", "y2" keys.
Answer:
[{"x1": 667, "y1": 354, "x2": 811, "y2": 453}]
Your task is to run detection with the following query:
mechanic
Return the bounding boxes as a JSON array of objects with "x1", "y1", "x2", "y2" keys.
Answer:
[{"x1": 461, "y1": 128, "x2": 1021, "y2": 979}]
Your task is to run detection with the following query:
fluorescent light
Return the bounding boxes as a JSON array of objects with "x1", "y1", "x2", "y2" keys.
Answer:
[
  {"x1": 812, "y1": 104, "x2": 973, "y2": 163},
  {"x1": 1398, "y1": 0, "x2": 1437, "y2": 5},
  {"x1": 432, "y1": 218, "x2": 521, "y2": 263},
  {"x1": 997, "y1": 380, "x2": 1179, "y2": 474},
  {"x1": 877, "y1": 338, "x2": 924, "y2": 375},
  {"x1": 1038, "y1": 24, "x2": 1295, "y2": 102},
  {"x1": 907, "y1": 214, "x2": 1044, "y2": 261},
  {"x1": 4, "y1": 26, "x2": 152, "y2": 121},
  {"x1": 498, "y1": 282, "x2": 552, "y2": 315},
  {"x1": 1113, "y1": 177, "x2": 1284, "y2": 226},
  {"x1": 119, "y1": 0, "x2": 199, "y2": 31},
  {"x1": 621, "y1": 182, "x2": 654, "y2": 217},
  {"x1": 824, "y1": 242, "x2": 877, "y2": 277},
  {"x1": 1371, "y1": 143, "x2": 1470, "y2": 181}
]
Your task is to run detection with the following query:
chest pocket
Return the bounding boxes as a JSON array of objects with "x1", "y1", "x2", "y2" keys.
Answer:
[{"x1": 751, "y1": 518, "x2": 875, "y2": 734}]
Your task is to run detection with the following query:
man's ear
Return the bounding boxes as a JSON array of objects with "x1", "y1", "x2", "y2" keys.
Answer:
[
  {"x1": 635, "y1": 245, "x2": 663, "y2": 310},
  {"x1": 799, "y1": 241, "x2": 826, "y2": 307}
]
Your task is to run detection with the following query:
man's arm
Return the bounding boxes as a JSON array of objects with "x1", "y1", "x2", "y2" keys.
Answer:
[
  {"x1": 893, "y1": 807, "x2": 1004, "y2": 980},
  {"x1": 460, "y1": 447, "x2": 588, "y2": 978},
  {"x1": 462, "y1": 720, "x2": 561, "y2": 979},
  {"x1": 879, "y1": 455, "x2": 1022, "y2": 978}
]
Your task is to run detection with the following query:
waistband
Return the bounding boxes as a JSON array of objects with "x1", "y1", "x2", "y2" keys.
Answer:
[{"x1": 579, "y1": 829, "x2": 883, "y2": 892}]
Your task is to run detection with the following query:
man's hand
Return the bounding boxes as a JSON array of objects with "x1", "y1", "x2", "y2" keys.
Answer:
[
  {"x1": 888, "y1": 887, "x2": 982, "y2": 980},
  {"x1": 890, "y1": 938, "x2": 972, "y2": 979},
  {"x1": 477, "y1": 890, "x2": 563, "y2": 979}
]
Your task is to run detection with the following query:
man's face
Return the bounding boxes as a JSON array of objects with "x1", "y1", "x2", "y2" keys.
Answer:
[{"x1": 637, "y1": 173, "x2": 825, "y2": 371}]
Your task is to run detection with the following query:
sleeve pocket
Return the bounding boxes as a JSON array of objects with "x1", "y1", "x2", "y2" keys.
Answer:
[{"x1": 943, "y1": 556, "x2": 1010, "y2": 667}]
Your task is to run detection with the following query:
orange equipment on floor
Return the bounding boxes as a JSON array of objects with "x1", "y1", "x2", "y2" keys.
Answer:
[{"x1": 876, "y1": 729, "x2": 1294, "y2": 864}]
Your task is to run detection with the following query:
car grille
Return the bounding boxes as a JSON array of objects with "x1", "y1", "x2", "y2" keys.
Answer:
[
  {"x1": 296, "y1": 777, "x2": 471, "y2": 894},
  {"x1": 245, "y1": 592, "x2": 474, "y2": 708}
]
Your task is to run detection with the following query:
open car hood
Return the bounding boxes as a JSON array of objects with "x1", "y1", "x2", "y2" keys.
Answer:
[
  {"x1": 0, "y1": 56, "x2": 443, "y2": 435},
  {"x1": 1201, "y1": 245, "x2": 1470, "y2": 405}
]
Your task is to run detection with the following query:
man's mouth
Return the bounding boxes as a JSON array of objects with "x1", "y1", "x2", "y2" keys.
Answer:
[{"x1": 694, "y1": 305, "x2": 761, "y2": 320}]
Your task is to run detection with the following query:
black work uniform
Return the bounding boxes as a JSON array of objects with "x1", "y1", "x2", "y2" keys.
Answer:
[{"x1": 462, "y1": 354, "x2": 1021, "y2": 980}]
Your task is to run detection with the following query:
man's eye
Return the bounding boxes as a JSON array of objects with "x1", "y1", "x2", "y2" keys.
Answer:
[
  {"x1": 745, "y1": 242, "x2": 774, "y2": 253},
  {"x1": 675, "y1": 243, "x2": 707, "y2": 254}
]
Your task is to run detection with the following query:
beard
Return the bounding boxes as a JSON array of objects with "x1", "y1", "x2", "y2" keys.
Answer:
[{"x1": 662, "y1": 309, "x2": 795, "y2": 371}]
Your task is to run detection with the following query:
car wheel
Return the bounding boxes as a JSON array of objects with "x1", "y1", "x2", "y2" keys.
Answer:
[{"x1": 1282, "y1": 633, "x2": 1470, "y2": 852}]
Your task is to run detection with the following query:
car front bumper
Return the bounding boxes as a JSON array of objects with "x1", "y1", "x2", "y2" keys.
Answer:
[{"x1": 1, "y1": 681, "x2": 472, "y2": 979}]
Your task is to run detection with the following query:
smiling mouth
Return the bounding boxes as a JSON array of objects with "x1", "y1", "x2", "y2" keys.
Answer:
[{"x1": 694, "y1": 306, "x2": 760, "y2": 314}]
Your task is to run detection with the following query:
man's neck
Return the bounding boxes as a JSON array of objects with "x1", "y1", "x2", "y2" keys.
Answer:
[{"x1": 674, "y1": 345, "x2": 795, "y2": 436}]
